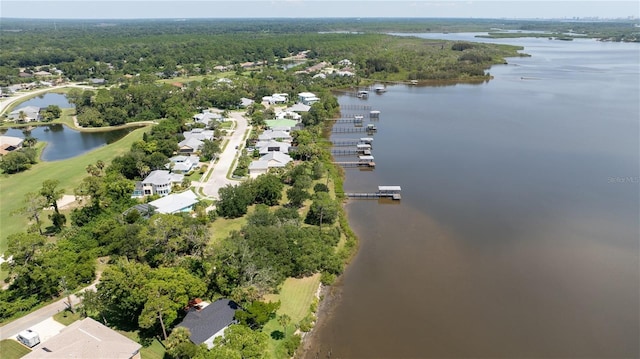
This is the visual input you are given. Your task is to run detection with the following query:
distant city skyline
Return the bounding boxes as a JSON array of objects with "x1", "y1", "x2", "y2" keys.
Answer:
[{"x1": 1, "y1": 1, "x2": 638, "y2": 20}]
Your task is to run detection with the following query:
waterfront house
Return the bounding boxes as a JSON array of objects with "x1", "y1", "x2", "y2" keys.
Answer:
[
  {"x1": 297, "y1": 92, "x2": 320, "y2": 105},
  {"x1": 23, "y1": 318, "x2": 141, "y2": 359},
  {"x1": 135, "y1": 170, "x2": 184, "y2": 197},
  {"x1": 249, "y1": 152, "x2": 293, "y2": 178},
  {"x1": 258, "y1": 130, "x2": 292, "y2": 142},
  {"x1": 8, "y1": 106, "x2": 41, "y2": 122},
  {"x1": 286, "y1": 103, "x2": 311, "y2": 113},
  {"x1": 0, "y1": 135, "x2": 24, "y2": 155},
  {"x1": 265, "y1": 119, "x2": 299, "y2": 131},
  {"x1": 178, "y1": 299, "x2": 240, "y2": 349},
  {"x1": 148, "y1": 190, "x2": 199, "y2": 214},
  {"x1": 256, "y1": 140, "x2": 290, "y2": 155}
]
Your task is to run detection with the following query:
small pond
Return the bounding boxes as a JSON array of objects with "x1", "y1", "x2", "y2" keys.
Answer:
[
  {"x1": 1, "y1": 124, "x2": 133, "y2": 161},
  {"x1": 16, "y1": 92, "x2": 75, "y2": 108}
]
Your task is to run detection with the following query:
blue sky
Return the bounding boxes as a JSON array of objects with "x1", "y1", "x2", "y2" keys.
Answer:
[{"x1": 1, "y1": 1, "x2": 638, "y2": 19}]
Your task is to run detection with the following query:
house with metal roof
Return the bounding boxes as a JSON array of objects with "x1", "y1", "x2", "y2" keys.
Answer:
[
  {"x1": 23, "y1": 318, "x2": 141, "y2": 359},
  {"x1": 249, "y1": 152, "x2": 293, "y2": 178},
  {"x1": 258, "y1": 130, "x2": 292, "y2": 142},
  {"x1": 255, "y1": 140, "x2": 290, "y2": 155},
  {"x1": 286, "y1": 103, "x2": 311, "y2": 113},
  {"x1": 193, "y1": 111, "x2": 225, "y2": 127},
  {"x1": 8, "y1": 106, "x2": 41, "y2": 122},
  {"x1": 148, "y1": 190, "x2": 199, "y2": 214},
  {"x1": 178, "y1": 299, "x2": 240, "y2": 349},
  {"x1": 178, "y1": 137, "x2": 204, "y2": 154}
]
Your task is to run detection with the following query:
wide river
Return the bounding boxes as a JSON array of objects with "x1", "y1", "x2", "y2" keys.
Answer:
[{"x1": 303, "y1": 35, "x2": 639, "y2": 358}]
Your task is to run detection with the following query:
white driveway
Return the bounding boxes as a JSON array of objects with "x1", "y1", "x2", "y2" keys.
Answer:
[
  {"x1": 201, "y1": 111, "x2": 251, "y2": 199},
  {"x1": 9, "y1": 317, "x2": 66, "y2": 347}
]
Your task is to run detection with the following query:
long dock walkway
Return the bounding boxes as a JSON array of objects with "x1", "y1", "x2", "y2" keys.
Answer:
[{"x1": 344, "y1": 186, "x2": 402, "y2": 200}]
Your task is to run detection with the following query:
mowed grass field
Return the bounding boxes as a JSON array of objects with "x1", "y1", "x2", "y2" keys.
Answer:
[
  {"x1": 263, "y1": 274, "x2": 321, "y2": 359},
  {"x1": 0, "y1": 127, "x2": 147, "y2": 254}
]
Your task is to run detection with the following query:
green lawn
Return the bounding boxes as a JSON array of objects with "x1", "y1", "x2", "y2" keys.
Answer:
[
  {"x1": 208, "y1": 212, "x2": 249, "y2": 245},
  {"x1": 263, "y1": 274, "x2": 321, "y2": 359},
  {"x1": 117, "y1": 330, "x2": 165, "y2": 359},
  {"x1": 53, "y1": 309, "x2": 82, "y2": 326},
  {"x1": 0, "y1": 127, "x2": 147, "y2": 254},
  {"x1": 0, "y1": 339, "x2": 31, "y2": 359}
]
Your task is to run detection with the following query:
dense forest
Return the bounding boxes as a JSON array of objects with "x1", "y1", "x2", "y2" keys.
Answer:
[{"x1": 0, "y1": 17, "x2": 574, "y2": 87}]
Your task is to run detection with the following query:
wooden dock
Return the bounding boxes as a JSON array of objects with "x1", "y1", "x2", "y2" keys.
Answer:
[
  {"x1": 332, "y1": 125, "x2": 377, "y2": 134},
  {"x1": 340, "y1": 104, "x2": 372, "y2": 111},
  {"x1": 345, "y1": 186, "x2": 402, "y2": 200},
  {"x1": 333, "y1": 161, "x2": 376, "y2": 168},
  {"x1": 329, "y1": 117, "x2": 364, "y2": 124},
  {"x1": 331, "y1": 147, "x2": 371, "y2": 156}
]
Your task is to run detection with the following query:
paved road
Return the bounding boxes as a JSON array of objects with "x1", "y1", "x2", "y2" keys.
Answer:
[
  {"x1": 0, "y1": 282, "x2": 97, "y2": 340},
  {"x1": 201, "y1": 111, "x2": 251, "y2": 199}
]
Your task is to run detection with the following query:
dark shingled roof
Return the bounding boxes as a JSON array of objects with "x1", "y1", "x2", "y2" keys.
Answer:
[{"x1": 178, "y1": 299, "x2": 240, "y2": 345}]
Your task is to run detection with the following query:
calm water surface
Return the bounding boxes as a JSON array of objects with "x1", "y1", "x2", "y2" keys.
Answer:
[
  {"x1": 17, "y1": 92, "x2": 74, "y2": 108},
  {"x1": 2, "y1": 125, "x2": 132, "y2": 161},
  {"x1": 304, "y1": 35, "x2": 639, "y2": 358}
]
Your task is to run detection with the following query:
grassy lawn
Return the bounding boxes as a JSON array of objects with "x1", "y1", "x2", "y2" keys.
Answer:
[
  {"x1": 117, "y1": 330, "x2": 165, "y2": 359},
  {"x1": 53, "y1": 309, "x2": 82, "y2": 326},
  {"x1": 263, "y1": 274, "x2": 321, "y2": 359},
  {"x1": 208, "y1": 212, "x2": 249, "y2": 245},
  {"x1": 218, "y1": 121, "x2": 233, "y2": 129},
  {"x1": 0, "y1": 339, "x2": 31, "y2": 359},
  {"x1": 0, "y1": 127, "x2": 147, "y2": 254}
]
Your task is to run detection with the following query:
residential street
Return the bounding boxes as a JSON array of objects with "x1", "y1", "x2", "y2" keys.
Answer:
[{"x1": 200, "y1": 111, "x2": 251, "y2": 199}]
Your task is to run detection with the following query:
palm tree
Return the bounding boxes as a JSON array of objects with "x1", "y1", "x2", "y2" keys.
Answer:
[{"x1": 18, "y1": 110, "x2": 27, "y2": 123}]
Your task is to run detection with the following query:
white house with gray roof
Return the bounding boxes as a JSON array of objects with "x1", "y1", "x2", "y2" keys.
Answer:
[
  {"x1": 255, "y1": 140, "x2": 290, "y2": 155},
  {"x1": 148, "y1": 190, "x2": 199, "y2": 214},
  {"x1": 167, "y1": 155, "x2": 200, "y2": 173},
  {"x1": 249, "y1": 152, "x2": 292, "y2": 178},
  {"x1": 178, "y1": 138, "x2": 204, "y2": 154},
  {"x1": 297, "y1": 92, "x2": 320, "y2": 105},
  {"x1": 258, "y1": 130, "x2": 292, "y2": 142},
  {"x1": 135, "y1": 170, "x2": 184, "y2": 197},
  {"x1": 193, "y1": 111, "x2": 225, "y2": 127},
  {"x1": 8, "y1": 106, "x2": 41, "y2": 122}
]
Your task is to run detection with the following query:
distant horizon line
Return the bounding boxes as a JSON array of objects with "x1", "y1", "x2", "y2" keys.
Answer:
[{"x1": 1, "y1": 16, "x2": 638, "y2": 21}]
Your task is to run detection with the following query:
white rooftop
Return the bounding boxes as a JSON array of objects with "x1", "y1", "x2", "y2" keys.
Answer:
[{"x1": 149, "y1": 190, "x2": 199, "y2": 214}]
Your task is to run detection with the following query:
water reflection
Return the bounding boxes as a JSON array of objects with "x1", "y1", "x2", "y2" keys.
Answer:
[
  {"x1": 2, "y1": 125, "x2": 133, "y2": 161},
  {"x1": 303, "y1": 36, "x2": 639, "y2": 358}
]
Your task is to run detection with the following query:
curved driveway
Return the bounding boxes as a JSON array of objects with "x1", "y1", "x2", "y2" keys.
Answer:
[{"x1": 200, "y1": 111, "x2": 251, "y2": 200}]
